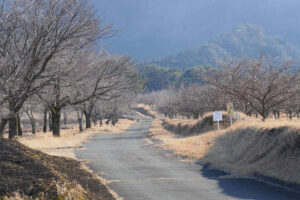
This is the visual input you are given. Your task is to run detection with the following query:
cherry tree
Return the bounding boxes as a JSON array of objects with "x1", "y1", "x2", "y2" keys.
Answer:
[
  {"x1": 205, "y1": 56, "x2": 300, "y2": 120},
  {"x1": 39, "y1": 50, "x2": 139, "y2": 136},
  {"x1": 0, "y1": 0, "x2": 113, "y2": 139}
]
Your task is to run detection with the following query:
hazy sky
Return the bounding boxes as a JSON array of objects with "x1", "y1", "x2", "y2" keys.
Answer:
[{"x1": 90, "y1": 0, "x2": 300, "y2": 61}]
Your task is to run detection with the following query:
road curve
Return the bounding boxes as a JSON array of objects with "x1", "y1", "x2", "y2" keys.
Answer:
[{"x1": 75, "y1": 114, "x2": 300, "y2": 200}]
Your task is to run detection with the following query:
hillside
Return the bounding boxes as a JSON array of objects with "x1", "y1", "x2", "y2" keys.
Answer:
[
  {"x1": 154, "y1": 24, "x2": 300, "y2": 69},
  {"x1": 137, "y1": 64, "x2": 213, "y2": 91}
]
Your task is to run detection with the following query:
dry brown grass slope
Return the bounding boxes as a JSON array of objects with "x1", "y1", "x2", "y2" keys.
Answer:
[
  {"x1": 0, "y1": 139, "x2": 114, "y2": 200},
  {"x1": 162, "y1": 113, "x2": 234, "y2": 136},
  {"x1": 147, "y1": 107, "x2": 300, "y2": 185},
  {"x1": 202, "y1": 125, "x2": 300, "y2": 184}
]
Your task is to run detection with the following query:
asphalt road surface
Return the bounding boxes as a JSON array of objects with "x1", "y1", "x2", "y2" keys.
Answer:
[{"x1": 75, "y1": 114, "x2": 300, "y2": 200}]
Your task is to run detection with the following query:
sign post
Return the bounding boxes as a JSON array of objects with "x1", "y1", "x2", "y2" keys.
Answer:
[
  {"x1": 227, "y1": 102, "x2": 234, "y2": 127},
  {"x1": 213, "y1": 111, "x2": 223, "y2": 130}
]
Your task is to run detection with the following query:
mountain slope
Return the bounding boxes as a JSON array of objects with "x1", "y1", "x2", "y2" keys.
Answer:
[
  {"x1": 154, "y1": 24, "x2": 300, "y2": 69},
  {"x1": 92, "y1": 0, "x2": 300, "y2": 60}
]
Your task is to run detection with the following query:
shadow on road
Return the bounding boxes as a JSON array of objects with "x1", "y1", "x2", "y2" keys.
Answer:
[{"x1": 200, "y1": 164, "x2": 300, "y2": 200}]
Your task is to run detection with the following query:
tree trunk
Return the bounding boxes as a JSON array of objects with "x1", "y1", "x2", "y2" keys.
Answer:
[
  {"x1": 288, "y1": 110, "x2": 293, "y2": 120},
  {"x1": 84, "y1": 112, "x2": 92, "y2": 129},
  {"x1": 99, "y1": 115, "x2": 103, "y2": 127},
  {"x1": 78, "y1": 117, "x2": 83, "y2": 132},
  {"x1": 30, "y1": 119, "x2": 36, "y2": 134},
  {"x1": 43, "y1": 109, "x2": 47, "y2": 133},
  {"x1": 9, "y1": 116, "x2": 17, "y2": 139},
  {"x1": 112, "y1": 108, "x2": 118, "y2": 126},
  {"x1": 17, "y1": 114, "x2": 22, "y2": 136},
  {"x1": 51, "y1": 107, "x2": 61, "y2": 137},
  {"x1": 112, "y1": 114, "x2": 116, "y2": 126},
  {"x1": 92, "y1": 114, "x2": 98, "y2": 126},
  {"x1": 106, "y1": 116, "x2": 111, "y2": 125},
  {"x1": 0, "y1": 119, "x2": 8, "y2": 137},
  {"x1": 99, "y1": 110, "x2": 104, "y2": 127},
  {"x1": 49, "y1": 112, "x2": 52, "y2": 132},
  {"x1": 63, "y1": 112, "x2": 67, "y2": 125},
  {"x1": 261, "y1": 112, "x2": 268, "y2": 121},
  {"x1": 8, "y1": 100, "x2": 17, "y2": 139},
  {"x1": 272, "y1": 110, "x2": 276, "y2": 119},
  {"x1": 76, "y1": 110, "x2": 83, "y2": 132},
  {"x1": 193, "y1": 113, "x2": 199, "y2": 119}
]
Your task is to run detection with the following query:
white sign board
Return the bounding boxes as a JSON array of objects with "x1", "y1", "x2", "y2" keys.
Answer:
[
  {"x1": 233, "y1": 112, "x2": 241, "y2": 120},
  {"x1": 213, "y1": 111, "x2": 223, "y2": 122}
]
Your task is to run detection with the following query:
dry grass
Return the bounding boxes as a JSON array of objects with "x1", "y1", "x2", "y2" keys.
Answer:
[
  {"x1": 18, "y1": 119, "x2": 136, "y2": 158},
  {"x1": 148, "y1": 108, "x2": 300, "y2": 184},
  {"x1": 149, "y1": 117, "x2": 220, "y2": 161},
  {"x1": 2, "y1": 192, "x2": 25, "y2": 200},
  {"x1": 0, "y1": 138, "x2": 115, "y2": 200},
  {"x1": 2, "y1": 183, "x2": 88, "y2": 200}
]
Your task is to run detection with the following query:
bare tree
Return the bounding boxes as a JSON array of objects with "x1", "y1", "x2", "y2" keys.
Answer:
[
  {"x1": 42, "y1": 105, "x2": 48, "y2": 133},
  {"x1": 0, "y1": 0, "x2": 113, "y2": 139},
  {"x1": 174, "y1": 84, "x2": 227, "y2": 119},
  {"x1": 22, "y1": 97, "x2": 40, "y2": 134},
  {"x1": 74, "y1": 105, "x2": 84, "y2": 132},
  {"x1": 154, "y1": 89, "x2": 177, "y2": 119},
  {"x1": 39, "y1": 50, "x2": 139, "y2": 136},
  {"x1": 82, "y1": 98, "x2": 97, "y2": 129},
  {"x1": 205, "y1": 56, "x2": 300, "y2": 120}
]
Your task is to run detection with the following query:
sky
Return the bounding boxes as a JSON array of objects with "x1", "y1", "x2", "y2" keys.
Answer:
[{"x1": 90, "y1": 0, "x2": 300, "y2": 61}]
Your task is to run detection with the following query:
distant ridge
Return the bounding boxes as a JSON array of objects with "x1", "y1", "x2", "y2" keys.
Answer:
[{"x1": 153, "y1": 24, "x2": 300, "y2": 69}]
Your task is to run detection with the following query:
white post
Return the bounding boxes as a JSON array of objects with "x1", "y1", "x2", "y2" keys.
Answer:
[
  {"x1": 217, "y1": 120, "x2": 220, "y2": 130},
  {"x1": 230, "y1": 115, "x2": 232, "y2": 127}
]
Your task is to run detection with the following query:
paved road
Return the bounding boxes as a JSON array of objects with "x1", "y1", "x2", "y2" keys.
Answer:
[{"x1": 75, "y1": 115, "x2": 300, "y2": 200}]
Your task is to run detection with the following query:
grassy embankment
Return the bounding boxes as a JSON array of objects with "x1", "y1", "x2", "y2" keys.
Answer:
[
  {"x1": 0, "y1": 139, "x2": 115, "y2": 200},
  {"x1": 144, "y1": 105, "x2": 300, "y2": 185}
]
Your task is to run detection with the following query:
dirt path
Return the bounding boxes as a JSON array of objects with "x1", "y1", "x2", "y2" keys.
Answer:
[{"x1": 75, "y1": 114, "x2": 300, "y2": 200}]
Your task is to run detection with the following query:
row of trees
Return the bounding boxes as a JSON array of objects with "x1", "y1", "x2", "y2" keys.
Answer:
[
  {"x1": 17, "y1": 91, "x2": 134, "y2": 136},
  {"x1": 0, "y1": 0, "x2": 140, "y2": 139},
  {"x1": 138, "y1": 56, "x2": 300, "y2": 121}
]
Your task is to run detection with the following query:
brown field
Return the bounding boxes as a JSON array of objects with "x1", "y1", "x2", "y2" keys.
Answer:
[
  {"x1": 18, "y1": 119, "x2": 136, "y2": 158},
  {"x1": 147, "y1": 108, "x2": 300, "y2": 185}
]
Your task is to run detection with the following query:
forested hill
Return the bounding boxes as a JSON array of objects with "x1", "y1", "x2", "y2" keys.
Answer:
[
  {"x1": 92, "y1": 0, "x2": 300, "y2": 60},
  {"x1": 153, "y1": 24, "x2": 300, "y2": 70},
  {"x1": 138, "y1": 24, "x2": 300, "y2": 91}
]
